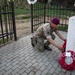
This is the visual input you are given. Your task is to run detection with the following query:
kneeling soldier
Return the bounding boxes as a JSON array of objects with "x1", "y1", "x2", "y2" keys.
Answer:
[{"x1": 31, "y1": 17, "x2": 66, "y2": 52}]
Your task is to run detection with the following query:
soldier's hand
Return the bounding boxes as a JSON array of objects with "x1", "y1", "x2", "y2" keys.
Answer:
[{"x1": 58, "y1": 46, "x2": 64, "y2": 52}]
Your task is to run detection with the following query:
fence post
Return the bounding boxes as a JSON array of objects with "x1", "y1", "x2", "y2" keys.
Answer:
[
  {"x1": 0, "y1": 7, "x2": 4, "y2": 42},
  {"x1": 44, "y1": 3, "x2": 46, "y2": 24},
  {"x1": 31, "y1": 4, "x2": 33, "y2": 33},
  {"x1": 11, "y1": 0, "x2": 17, "y2": 41}
]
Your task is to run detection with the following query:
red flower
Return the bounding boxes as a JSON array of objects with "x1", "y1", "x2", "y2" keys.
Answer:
[{"x1": 59, "y1": 50, "x2": 75, "y2": 70}]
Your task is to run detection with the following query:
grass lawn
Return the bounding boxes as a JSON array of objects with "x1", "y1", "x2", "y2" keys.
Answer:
[
  {"x1": 15, "y1": 7, "x2": 30, "y2": 15},
  {"x1": 0, "y1": 37, "x2": 13, "y2": 45},
  {"x1": 58, "y1": 25, "x2": 68, "y2": 32}
]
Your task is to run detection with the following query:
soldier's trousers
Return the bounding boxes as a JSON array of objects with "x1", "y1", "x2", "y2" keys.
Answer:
[{"x1": 31, "y1": 34, "x2": 55, "y2": 52}]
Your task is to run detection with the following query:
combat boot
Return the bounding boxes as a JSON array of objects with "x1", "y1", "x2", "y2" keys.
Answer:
[
  {"x1": 31, "y1": 37, "x2": 35, "y2": 47},
  {"x1": 44, "y1": 45, "x2": 52, "y2": 51}
]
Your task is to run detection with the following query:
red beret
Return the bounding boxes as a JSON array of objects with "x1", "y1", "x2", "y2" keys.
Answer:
[{"x1": 51, "y1": 17, "x2": 60, "y2": 25}]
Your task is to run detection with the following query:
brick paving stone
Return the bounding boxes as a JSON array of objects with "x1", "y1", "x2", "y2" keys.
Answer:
[
  {"x1": 25, "y1": 63, "x2": 32, "y2": 68},
  {"x1": 55, "y1": 67, "x2": 61, "y2": 74},
  {"x1": 19, "y1": 63, "x2": 26, "y2": 68},
  {"x1": 40, "y1": 65, "x2": 46, "y2": 71},
  {"x1": 0, "y1": 33, "x2": 75, "y2": 75},
  {"x1": 5, "y1": 62, "x2": 12, "y2": 67},
  {"x1": 46, "y1": 73, "x2": 52, "y2": 75},
  {"x1": 46, "y1": 64, "x2": 53, "y2": 70},
  {"x1": 35, "y1": 70, "x2": 42, "y2": 75},
  {"x1": 58, "y1": 72, "x2": 65, "y2": 75},
  {"x1": 25, "y1": 56, "x2": 31, "y2": 60},
  {"x1": 18, "y1": 67, "x2": 26, "y2": 74},
  {"x1": 65, "y1": 71, "x2": 71, "y2": 75},
  {"x1": 50, "y1": 60, "x2": 56, "y2": 65},
  {"x1": 49, "y1": 67, "x2": 56, "y2": 74},
  {"x1": 4, "y1": 69, "x2": 13, "y2": 75},
  {"x1": 14, "y1": 73, "x2": 20, "y2": 75},
  {"x1": 5, "y1": 65, "x2": 13, "y2": 71},
  {"x1": 61, "y1": 68, "x2": 66, "y2": 73},
  {"x1": 12, "y1": 61, "x2": 19, "y2": 66},
  {"x1": 71, "y1": 73, "x2": 75, "y2": 75},
  {"x1": 44, "y1": 61, "x2": 50, "y2": 66},
  {"x1": 37, "y1": 58, "x2": 43, "y2": 63},
  {"x1": 38, "y1": 62, "x2": 44, "y2": 67},
  {"x1": 12, "y1": 65, "x2": 19, "y2": 70},
  {"x1": 71, "y1": 70, "x2": 75, "y2": 75},
  {"x1": 0, "y1": 62, "x2": 7, "y2": 68},
  {"x1": 26, "y1": 59, "x2": 32, "y2": 64},
  {"x1": 31, "y1": 59, "x2": 37, "y2": 64},
  {"x1": 28, "y1": 71, "x2": 35, "y2": 75},
  {"x1": 43, "y1": 57, "x2": 48, "y2": 62},
  {"x1": 35, "y1": 53, "x2": 40, "y2": 57},
  {"x1": 11, "y1": 68, "x2": 20, "y2": 75},
  {"x1": 22, "y1": 72, "x2": 28, "y2": 75},
  {"x1": 19, "y1": 60, "x2": 26, "y2": 65},
  {"x1": 0, "y1": 65, "x2": 6, "y2": 71},
  {"x1": 32, "y1": 62, "x2": 38, "y2": 67},
  {"x1": 18, "y1": 65, "x2": 24, "y2": 70},
  {"x1": 32, "y1": 67, "x2": 38, "y2": 73},
  {"x1": 41, "y1": 69, "x2": 49, "y2": 75},
  {"x1": 25, "y1": 67, "x2": 33, "y2": 73},
  {"x1": 30, "y1": 56, "x2": 35, "y2": 60},
  {"x1": 53, "y1": 73, "x2": 58, "y2": 75},
  {"x1": 53, "y1": 62, "x2": 59, "y2": 68},
  {"x1": 0, "y1": 70, "x2": 6, "y2": 75},
  {"x1": 36, "y1": 65, "x2": 41, "y2": 70}
]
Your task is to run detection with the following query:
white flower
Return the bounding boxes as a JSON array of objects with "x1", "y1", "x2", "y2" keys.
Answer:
[{"x1": 27, "y1": 0, "x2": 37, "y2": 4}]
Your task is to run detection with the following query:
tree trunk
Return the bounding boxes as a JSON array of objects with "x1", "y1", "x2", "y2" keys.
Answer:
[{"x1": 25, "y1": 0, "x2": 30, "y2": 10}]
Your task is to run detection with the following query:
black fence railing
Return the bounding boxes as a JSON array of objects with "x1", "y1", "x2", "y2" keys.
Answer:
[
  {"x1": 31, "y1": 2, "x2": 75, "y2": 32},
  {"x1": 31, "y1": 2, "x2": 45, "y2": 33},
  {"x1": 0, "y1": 0, "x2": 17, "y2": 46}
]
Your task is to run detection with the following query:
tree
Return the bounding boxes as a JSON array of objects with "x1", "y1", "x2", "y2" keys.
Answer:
[
  {"x1": 63, "y1": 0, "x2": 75, "y2": 8},
  {"x1": 25, "y1": 0, "x2": 30, "y2": 9},
  {"x1": 50, "y1": 0, "x2": 75, "y2": 8},
  {"x1": 14, "y1": 0, "x2": 30, "y2": 9},
  {"x1": 0, "y1": 0, "x2": 3, "y2": 7},
  {"x1": 37, "y1": 0, "x2": 48, "y2": 3}
]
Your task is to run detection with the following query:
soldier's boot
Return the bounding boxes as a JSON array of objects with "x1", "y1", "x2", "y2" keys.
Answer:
[
  {"x1": 31, "y1": 37, "x2": 35, "y2": 47},
  {"x1": 44, "y1": 34, "x2": 55, "y2": 51},
  {"x1": 44, "y1": 45, "x2": 52, "y2": 51},
  {"x1": 44, "y1": 41, "x2": 52, "y2": 51}
]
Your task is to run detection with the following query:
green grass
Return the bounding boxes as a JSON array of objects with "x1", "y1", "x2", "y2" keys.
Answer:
[
  {"x1": 46, "y1": 9, "x2": 74, "y2": 18},
  {"x1": 0, "y1": 39, "x2": 7, "y2": 45},
  {"x1": 16, "y1": 15, "x2": 39, "y2": 20},
  {"x1": 15, "y1": 7, "x2": 30, "y2": 15},
  {"x1": 58, "y1": 25, "x2": 68, "y2": 32},
  {"x1": 14, "y1": 2, "x2": 75, "y2": 19},
  {"x1": 0, "y1": 38, "x2": 13, "y2": 45}
]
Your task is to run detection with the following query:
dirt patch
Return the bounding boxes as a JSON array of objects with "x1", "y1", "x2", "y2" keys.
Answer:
[{"x1": 16, "y1": 19, "x2": 31, "y2": 38}]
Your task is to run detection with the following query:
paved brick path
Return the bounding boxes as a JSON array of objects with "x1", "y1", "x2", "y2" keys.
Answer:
[{"x1": 0, "y1": 31, "x2": 75, "y2": 75}]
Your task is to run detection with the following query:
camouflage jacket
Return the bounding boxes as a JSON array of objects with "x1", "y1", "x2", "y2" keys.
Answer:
[{"x1": 35, "y1": 23, "x2": 59, "y2": 39}]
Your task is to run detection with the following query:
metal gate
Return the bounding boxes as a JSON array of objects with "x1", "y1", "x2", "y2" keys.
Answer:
[
  {"x1": 31, "y1": 1, "x2": 75, "y2": 32},
  {"x1": 31, "y1": 2, "x2": 45, "y2": 33},
  {"x1": 0, "y1": 0, "x2": 17, "y2": 46}
]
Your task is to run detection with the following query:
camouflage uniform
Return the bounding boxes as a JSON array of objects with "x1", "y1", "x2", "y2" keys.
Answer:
[{"x1": 31, "y1": 23, "x2": 59, "y2": 52}]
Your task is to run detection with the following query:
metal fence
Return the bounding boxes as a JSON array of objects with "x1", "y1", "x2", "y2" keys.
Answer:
[
  {"x1": 0, "y1": 0, "x2": 17, "y2": 46},
  {"x1": 31, "y1": 1, "x2": 75, "y2": 33},
  {"x1": 31, "y1": 2, "x2": 45, "y2": 33}
]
